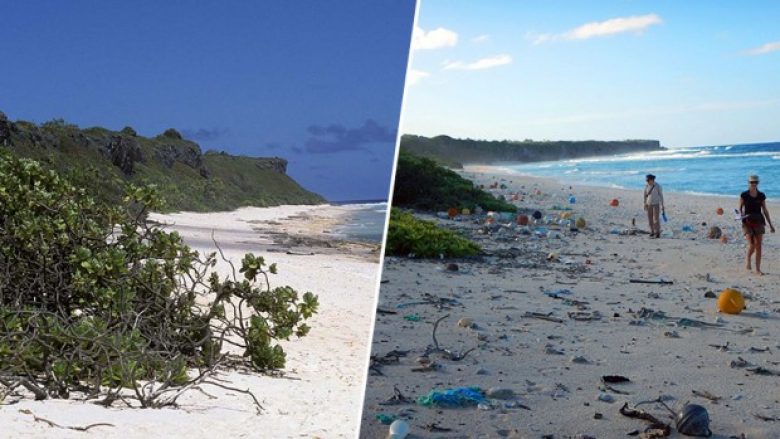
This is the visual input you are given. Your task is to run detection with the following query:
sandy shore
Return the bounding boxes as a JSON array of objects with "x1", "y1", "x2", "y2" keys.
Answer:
[
  {"x1": 360, "y1": 167, "x2": 780, "y2": 438},
  {"x1": 1, "y1": 204, "x2": 381, "y2": 438}
]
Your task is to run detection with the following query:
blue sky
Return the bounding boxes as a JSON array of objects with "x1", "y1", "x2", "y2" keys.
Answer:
[
  {"x1": 0, "y1": 0, "x2": 416, "y2": 201},
  {"x1": 404, "y1": 1, "x2": 780, "y2": 148}
]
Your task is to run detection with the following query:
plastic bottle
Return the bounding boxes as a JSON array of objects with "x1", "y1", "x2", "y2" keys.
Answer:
[{"x1": 388, "y1": 419, "x2": 409, "y2": 439}]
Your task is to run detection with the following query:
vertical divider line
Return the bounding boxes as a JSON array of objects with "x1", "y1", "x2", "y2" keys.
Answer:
[{"x1": 352, "y1": 0, "x2": 422, "y2": 437}]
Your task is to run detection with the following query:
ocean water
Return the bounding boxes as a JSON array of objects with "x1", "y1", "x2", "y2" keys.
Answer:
[
  {"x1": 502, "y1": 142, "x2": 780, "y2": 198},
  {"x1": 331, "y1": 202, "x2": 387, "y2": 243}
]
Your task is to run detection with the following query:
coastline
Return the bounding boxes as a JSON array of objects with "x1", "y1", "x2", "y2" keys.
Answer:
[
  {"x1": 465, "y1": 164, "x2": 770, "y2": 201},
  {"x1": 2, "y1": 204, "x2": 381, "y2": 438},
  {"x1": 360, "y1": 167, "x2": 780, "y2": 438}
]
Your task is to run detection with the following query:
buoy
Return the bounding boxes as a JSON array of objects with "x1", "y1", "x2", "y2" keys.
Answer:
[
  {"x1": 575, "y1": 217, "x2": 586, "y2": 229},
  {"x1": 569, "y1": 195, "x2": 576, "y2": 204},
  {"x1": 716, "y1": 207, "x2": 724, "y2": 216},
  {"x1": 532, "y1": 210, "x2": 542, "y2": 220},
  {"x1": 676, "y1": 404, "x2": 712, "y2": 437},
  {"x1": 517, "y1": 214, "x2": 529, "y2": 226},
  {"x1": 717, "y1": 288, "x2": 745, "y2": 314},
  {"x1": 610, "y1": 198, "x2": 619, "y2": 207},
  {"x1": 447, "y1": 207, "x2": 458, "y2": 219},
  {"x1": 461, "y1": 208, "x2": 470, "y2": 215}
]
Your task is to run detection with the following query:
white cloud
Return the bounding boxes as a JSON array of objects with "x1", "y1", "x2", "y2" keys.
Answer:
[
  {"x1": 534, "y1": 14, "x2": 662, "y2": 44},
  {"x1": 443, "y1": 54, "x2": 512, "y2": 71},
  {"x1": 745, "y1": 41, "x2": 780, "y2": 55},
  {"x1": 412, "y1": 26, "x2": 458, "y2": 51},
  {"x1": 472, "y1": 34, "x2": 490, "y2": 43},
  {"x1": 407, "y1": 69, "x2": 430, "y2": 86}
]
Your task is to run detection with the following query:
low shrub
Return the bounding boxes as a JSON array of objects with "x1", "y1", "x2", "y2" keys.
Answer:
[
  {"x1": 0, "y1": 152, "x2": 318, "y2": 406},
  {"x1": 392, "y1": 150, "x2": 517, "y2": 213},
  {"x1": 385, "y1": 209, "x2": 480, "y2": 258}
]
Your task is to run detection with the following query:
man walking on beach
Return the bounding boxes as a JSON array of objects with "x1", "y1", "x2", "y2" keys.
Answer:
[{"x1": 644, "y1": 174, "x2": 664, "y2": 238}]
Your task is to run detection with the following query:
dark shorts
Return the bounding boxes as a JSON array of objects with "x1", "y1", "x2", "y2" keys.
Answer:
[{"x1": 743, "y1": 223, "x2": 765, "y2": 236}]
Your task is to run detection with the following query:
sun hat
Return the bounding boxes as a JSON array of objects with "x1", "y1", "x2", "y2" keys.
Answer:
[
  {"x1": 748, "y1": 175, "x2": 759, "y2": 182},
  {"x1": 646, "y1": 174, "x2": 656, "y2": 180}
]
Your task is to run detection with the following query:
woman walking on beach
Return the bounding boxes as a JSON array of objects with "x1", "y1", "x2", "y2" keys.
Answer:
[
  {"x1": 740, "y1": 175, "x2": 775, "y2": 275},
  {"x1": 643, "y1": 174, "x2": 664, "y2": 238}
]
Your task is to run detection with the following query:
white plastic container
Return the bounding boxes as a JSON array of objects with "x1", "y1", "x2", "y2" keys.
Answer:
[{"x1": 388, "y1": 419, "x2": 409, "y2": 439}]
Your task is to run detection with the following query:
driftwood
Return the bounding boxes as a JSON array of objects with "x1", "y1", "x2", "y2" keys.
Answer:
[
  {"x1": 423, "y1": 314, "x2": 478, "y2": 361},
  {"x1": 522, "y1": 311, "x2": 564, "y2": 323},
  {"x1": 378, "y1": 385, "x2": 413, "y2": 405},
  {"x1": 369, "y1": 350, "x2": 408, "y2": 376},
  {"x1": 619, "y1": 402, "x2": 672, "y2": 438},
  {"x1": 18, "y1": 409, "x2": 114, "y2": 432},
  {"x1": 630, "y1": 279, "x2": 673, "y2": 285},
  {"x1": 692, "y1": 389, "x2": 721, "y2": 402}
]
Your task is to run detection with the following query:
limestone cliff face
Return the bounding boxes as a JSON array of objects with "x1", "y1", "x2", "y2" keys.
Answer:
[
  {"x1": 105, "y1": 135, "x2": 144, "y2": 175},
  {"x1": 254, "y1": 157, "x2": 287, "y2": 174}
]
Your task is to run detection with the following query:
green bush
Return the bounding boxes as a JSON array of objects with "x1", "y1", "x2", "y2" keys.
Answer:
[
  {"x1": 392, "y1": 150, "x2": 516, "y2": 213},
  {"x1": 161, "y1": 128, "x2": 183, "y2": 139},
  {"x1": 385, "y1": 209, "x2": 480, "y2": 258},
  {"x1": 0, "y1": 152, "x2": 318, "y2": 405}
]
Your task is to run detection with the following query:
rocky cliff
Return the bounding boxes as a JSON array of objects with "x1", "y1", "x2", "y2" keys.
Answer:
[{"x1": 0, "y1": 111, "x2": 324, "y2": 211}]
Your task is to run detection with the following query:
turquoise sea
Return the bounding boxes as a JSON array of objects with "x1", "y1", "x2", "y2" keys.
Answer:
[
  {"x1": 331, "y1": 202, "x2": 387, "y2": 243},
  {"x1": 501, "y1": 142, "x2": 780, "y2": 198}
]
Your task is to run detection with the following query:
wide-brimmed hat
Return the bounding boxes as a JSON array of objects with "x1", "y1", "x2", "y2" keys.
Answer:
[
  {"x1": 646, "y1": 174, "x2": 656, "y2": 180},
  {"x1": 748, "y1": 175, "x2": 759, "y2": 183}
]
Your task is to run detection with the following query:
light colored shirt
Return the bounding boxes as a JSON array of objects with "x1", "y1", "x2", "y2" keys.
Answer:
[{"x1": 644, "y1": 183, "x2": 664, "y2": 206}]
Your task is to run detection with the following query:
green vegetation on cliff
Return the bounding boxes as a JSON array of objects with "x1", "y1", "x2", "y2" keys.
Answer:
[
  {"x1": 401, "y1": 134, "x2": 664, "y2": 168},
  {"x1": 0, "y1": 113, "x2": 324, "y2": 212},
  {"x1": 392, "y1": 150, "x2": 516, "y2": 212}
]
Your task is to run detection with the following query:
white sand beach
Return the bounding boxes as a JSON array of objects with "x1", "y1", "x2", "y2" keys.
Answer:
[
  {"x1": 1, "y1": 204, "x2": 381, "y2": 438},
  {"x1": 361, "y1": 167, "x2": 780, "y2": 438}
]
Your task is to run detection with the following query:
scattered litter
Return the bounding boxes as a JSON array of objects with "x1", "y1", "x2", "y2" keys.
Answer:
[
  {"x1": 379, "y1": 386, "x2": 414, "y2": 406},
  {"x1": 754, "y1": 413, "x2": 780, "y2": 422},
  {"x1": 388, "y1": 419, "x2": 410, "y2": 439},
  {"x1": 396, "y1": 293, "x2": 461, "y2": 309},
  {"x1": 675, "y1": 404, "x2": 712, "y2": 437},
  {"x1": 570, "y1": 355, "x2": 589, "y2": 364},
  {"x1": 544, "y1": 346, "x2": 565, "y2": 355},
  {"x1": 375, "y1": 413, "x2": 397, "y2": 425},
  {"x1": 630, "y1": 279, "x2": 673, "y2": 285},
  {"x1": 568, "y1": 311, "x2": 603, "y2": 321},
  {"x1": 597, "y1": 393, "x2": 615, "y2": 403},
  {"x1": 602, "y1": 375, "x2": 630, "y2": 384},
  {"x1": 485, "y1": 387, "x2": 515, "y2": 399},
  {"x1": 692, "y1": 389, "x2": 720, "y2": 402},
  {"x1": 403, "y1": 314, "x2": 421, "y2": 322},
  {"x1": 544, "y1": 288, "x2": 573, "y2": 298},
  {"x1": 457, "y1": 317, "x2": 475, "y2": 328},
  {"x1": 523, "y1": 311, "x2": 564, "y2": 323},
  {"x1": 417, "y1": 387, "x2": 487, "y2": 408}
]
